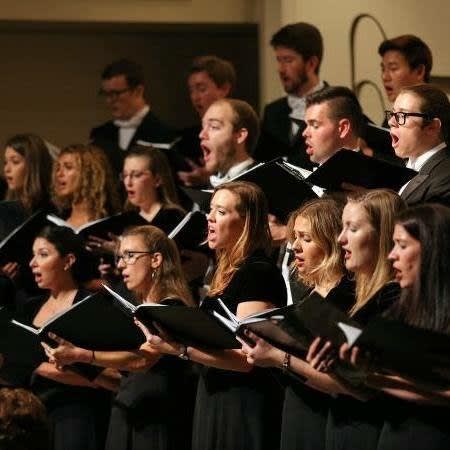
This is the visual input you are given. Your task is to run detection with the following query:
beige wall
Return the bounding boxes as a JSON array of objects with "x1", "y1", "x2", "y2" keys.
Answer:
[
  {"x1": 0, "y1": 0, "x2": 257, "y2": 23},
  {"x1": 1, "y1": 0, "x2": 449, "y2": 145},
  {"x1": 260, "y1": 0, "x2": 450, "y2": 122}
]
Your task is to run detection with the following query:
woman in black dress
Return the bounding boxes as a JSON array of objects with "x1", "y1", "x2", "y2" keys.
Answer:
[
  {"x1": 306, "y1": 190, "x2": 406, "y2": 450},
  {"x1": 242, "y1": 197, "x2": 355, "y2": 450},
  {"x1": 1, "y1": 133, "x2": 52, "y2": 239},
  {"x1": 45, "y1": 224, "x2": 196, "y2": 450},
  {"x1": 1, "y1": 134, "x2": 53, "y2": 302},
  {"x1": 347, "y1": 204, "x2": 450, "y2": 450},
  {"x1": 92, "y1": 145, "x2": 208, "y2": 289},
  {"x1": 142, "y1": 181, "x2": 287, "y2": 450},
  {"x1": 17, "y1": 226, "x2": 113, "y2": 450}
]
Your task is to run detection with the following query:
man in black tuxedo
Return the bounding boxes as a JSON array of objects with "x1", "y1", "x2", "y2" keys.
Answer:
[
  {"x1": 389, "y1": 84, "x2": 450, "y2": 206},
  {"x1": 177, "y1": 55, "x2": 236, "y2": 187},
  {"x1": 90, "y1": 59, "x2": 175, "y2": 177},
  {"x1": 256, "y1": 22, "x2": 326, "y2": 169}
]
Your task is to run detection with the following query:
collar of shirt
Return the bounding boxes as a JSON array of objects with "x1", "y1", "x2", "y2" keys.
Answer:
[
  {"x1": 114, "y1": 105, "x2": 150, "y2": 129},
  {"x1": 209, "y1": 158, "x2": 255, "y2": 187},
  {"x1": 287, "y1": 80, "x2": 325, "y2": 121},
  {"x1": 406, "y1": 142, "x2": 446, "y2": 171}
]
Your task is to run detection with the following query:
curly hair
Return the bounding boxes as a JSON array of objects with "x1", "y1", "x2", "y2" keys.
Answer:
[
  {"x1": 52, "y1": 144, "x2": 120, "y2": 219},
  {"x1": 0, "y1": 387, "x2": 48, "y2": 450}
]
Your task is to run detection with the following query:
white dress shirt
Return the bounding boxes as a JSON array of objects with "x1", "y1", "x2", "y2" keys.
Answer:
[{"x1": 114, "y1": 105, "x2": 150, "y2": 150}]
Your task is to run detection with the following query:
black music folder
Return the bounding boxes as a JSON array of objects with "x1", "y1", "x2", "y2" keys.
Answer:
[
  {"x1": 235, "y1": 292, "x2": 354, "y2": 358},
  {"x1": 0, "y1": 291, "x2": 148, "y2": 384},
  {"x1": 181, "y1": 187, "x2": 213, "y2": 213},
  {"x1": 168, "y1": 210, "x2": 207, "y2": 250},
  {"x1": 104, "y1": 284, "x2": 239, "y2": 350},
  {"x1": 0, "y1": 210, "x2": 48, "y2": 265},
  {"x1": 338, "y1": 317, "x2": 450, "y2": 388},
  {"x1": 230, "y1": 159, "x2": 318, "y2": 221},
  {"x1": 45, "y1": 211, "x2": 147, "y2": 240},
  {"x1": 364, "y1": 122, "x2": 401, "y2": 164},
  {"x1": 305, "y1": 149, "x2": 416, "y2": 191}
]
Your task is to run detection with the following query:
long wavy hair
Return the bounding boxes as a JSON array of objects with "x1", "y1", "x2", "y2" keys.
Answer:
[
  {"x1": 347, "y1": 190, "x2": 406, "y2": 316},
  {"x1": 121, "y1": 225, "x2": 194, "y2": 306},
  {"x1": 4, "y1": 133, "x2": 52, "y2": 212},
  {"x1": 287, "y1": 197, "x2": 345, "y2": 288},
  {"x1": 124, "y1": 145, "x2": 182, "y2": 212},
  {"x1": 52, "y1": 144, "x2": 120, "y2": 219},
  {"x1": 209, "y1": 181, "x2": 272, "y2": 296},
  {"x1": 387, "y1": 204, "x2": 450, "y2": 333}
]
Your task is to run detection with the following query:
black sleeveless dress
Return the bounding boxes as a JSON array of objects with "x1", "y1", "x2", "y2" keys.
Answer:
[
  {"x1": 325, "y1": 282, "x2": 401, "y2": 450},
  {"x1": 104, "y1": 298, "x2": 196, "y2": 450},
  {"x1": 18, "y1": 289, "x2": 111, "y2": 450},
  {"x1": 280, "y1": 276, "x2": 356, "y2": 450},
  {"x1": 192, "y1": 251, "x2": 287, "y2": 450}
]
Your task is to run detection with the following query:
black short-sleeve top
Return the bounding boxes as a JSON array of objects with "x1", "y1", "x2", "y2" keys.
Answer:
[{"x1": 201, "y1": 251, "x2": 287, "y2": 315}]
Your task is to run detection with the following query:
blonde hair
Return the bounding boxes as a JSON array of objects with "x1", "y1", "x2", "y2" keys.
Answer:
[
  {"x1": 52, "y1": 144, "x2": 120, "y2": 219},
  {"x1": 124, "y1": 145, "x2": 183, "y2": 212},
  {"x1": 121, "y1": 225, "x2": 194, "y2": 306},
  {"x1": 209, "y1": 181, "x2": 271, "y2": 296},
  {"x1": 287, "y1": 197, "x2": 345, "y2": 288},
  {"x1": 347, "y1": 189, "x2": 405, "y2": 316}
]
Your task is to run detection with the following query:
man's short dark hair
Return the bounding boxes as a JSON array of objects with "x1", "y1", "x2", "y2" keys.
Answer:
[
  {"x1": 218, "y1": 98, "x2": 260, "y2": 155},
  {"x1": 402, "y1": 84, "x2": 450, "y2": 143},
  {"x1": 306, "y1": 86, "x2": 365, "y2": 137},
  {"x1": 0, "y1": 388, "x2": 48, "y2": 450},
  {"x1": 189, "y1": 55, "x2": 236, "y2": 93},
  {"x1": 101, "y1": 58, "x2": 145, "y2": 88},
  {"x1": 378, "y1": 35, "x2": 433, "y2": 83},
  {"x1": 270, "y1": 22, "x2": 323, "y2": 74}
]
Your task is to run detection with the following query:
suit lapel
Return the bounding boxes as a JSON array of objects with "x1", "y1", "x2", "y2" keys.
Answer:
[{"x1": 401, "y1": 148, "x2": 448, "y2": 201}]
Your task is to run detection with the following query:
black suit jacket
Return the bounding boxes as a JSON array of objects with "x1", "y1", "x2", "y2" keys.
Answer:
[
  {"x1": 401, "y1": 147, "x2": 450, "y2": 207},
  {"x1": 90, "y1": 110, "x2": 175, "y2": 176}
]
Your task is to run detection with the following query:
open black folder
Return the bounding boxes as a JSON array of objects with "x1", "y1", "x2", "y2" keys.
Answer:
[
  {"x1": 0, "y1": 210, "x2": 48, "y2": 265},
  {"x1": 103, "y1": 285, "x2": 240, "y2": 350},
  {"x1": 218, "y1": 292, "x2": 354, "y2": 359},
  {"x1": 168, "y1": 210, "x2": 207, "y2": 250},
  {"x1": 338, "y1": 317, "x2": 450, "y2": 388},
  {"x1": 229, "y1": 159, "x2": 318, "y2": 222},
  {"x1": 0, "y1": 292, "x2": 146, "y2": 383},
  {"x1": 305, "y1": 149, "x2": 416, "y2": 192},
  {"x1": 46, "y1": 211, "x2": 148, "y2": 240}
]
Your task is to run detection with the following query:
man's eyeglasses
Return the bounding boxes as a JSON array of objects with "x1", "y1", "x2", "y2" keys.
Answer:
[
  {"x1": 385, "y1": 110, "x2": 432, "y2": 126},
  {"x1": 115, "y1": 251, "x2": 153, "y2": 266},
  {"x1": 98, "y1": 87, "x2": 131, "y2": 100},
  {"x1": 119, "y1": 170, "x2": 150, "y2": 182}
]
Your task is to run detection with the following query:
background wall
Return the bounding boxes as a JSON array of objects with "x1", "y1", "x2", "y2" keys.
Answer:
[
  {"x1": 0, "y1": 22, "x2": 258, "y2": 148},
  {"x1": 0, "y1": 0, "x2": 449, "y2": 150},
  {"x1": 261, "y1": 0, "x2": 450, "y2": 123}
]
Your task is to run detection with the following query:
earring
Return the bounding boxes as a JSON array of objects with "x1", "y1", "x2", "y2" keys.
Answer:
[{"x1": 151, "y1": 270, "x2": 157, "y2": 280}]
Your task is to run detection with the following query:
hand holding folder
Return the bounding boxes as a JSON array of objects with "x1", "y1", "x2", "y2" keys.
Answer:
[{"x1": 337, "y1": 318, "x2": 450, "y2": 388}]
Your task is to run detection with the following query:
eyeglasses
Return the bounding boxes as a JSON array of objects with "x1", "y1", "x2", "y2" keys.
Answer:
[
  {"x1": 119, "y1": 170, "x2": 150, "y2": 182},
  {"x1": 98, "y1": 87, "x2": 131, "y2": 100},
  {"x1": 115, "y1": 250, "x2": 153, "y2": 265},
  {"x1": 385, "y1": 110, "x2": 432, "y2": 126}
]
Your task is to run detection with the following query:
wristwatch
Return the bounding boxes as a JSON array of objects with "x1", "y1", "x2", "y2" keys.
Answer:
[{"x1": 178, "y1": 345, "x2": 189, "y2": 360}]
